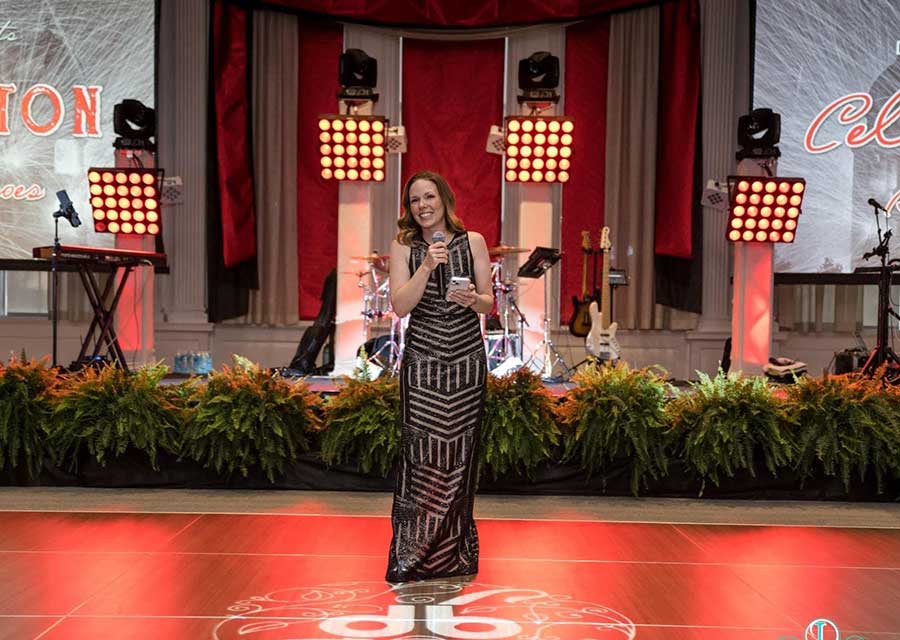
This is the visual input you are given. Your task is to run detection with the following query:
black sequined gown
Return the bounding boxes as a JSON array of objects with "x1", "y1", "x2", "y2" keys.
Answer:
[{"x1": 386, "y1": 232, "x2": 487, "y2": 583}]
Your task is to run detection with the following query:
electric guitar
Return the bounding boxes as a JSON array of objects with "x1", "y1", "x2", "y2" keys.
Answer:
[
  {"x1": 586, "y1": 226, "x2": 621, "y2": 361},
  {"x1": 568, "y1": 230, "x2": 594, "y2": 337}
]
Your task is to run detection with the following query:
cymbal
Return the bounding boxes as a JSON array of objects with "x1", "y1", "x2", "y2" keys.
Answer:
[
  {"x1": 350, "y1": 254, "x2": 390, "y2": 272},
  {"x1": 489, "y1": 244, "x2": 529, "y2": 256}
]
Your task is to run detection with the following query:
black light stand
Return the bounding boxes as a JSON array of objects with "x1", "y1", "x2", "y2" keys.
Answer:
[
  {"x1": 49, "y1": 190, "x2": 81, "y2": 368},
  {"x1": 860, "y1": 200, "x2": 900, "y2": 380}
]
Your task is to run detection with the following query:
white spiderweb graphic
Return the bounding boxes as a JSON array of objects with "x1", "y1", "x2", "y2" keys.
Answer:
[
  {"x1": 755, "y1": 0, "x2": 900, "y2": 273},
  {"x1": 0, "y1": 0, "x2": 154, "y2": 259}
]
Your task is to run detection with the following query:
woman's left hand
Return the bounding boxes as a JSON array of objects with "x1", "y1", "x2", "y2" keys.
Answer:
[{"x1": 448, "y1": 283, "x2": 479, "y2": 309}]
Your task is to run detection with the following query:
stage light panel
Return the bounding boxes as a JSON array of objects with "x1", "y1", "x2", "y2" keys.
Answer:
[
  {"x1": 504, "y1": 116, "x2": 574, "y2": 183},
  {"x1": 726, "y1": 176, "x2": 805, "y2": 243},
  {"x1": 318, "y1": 115, "x2": 388, "y2": 181},
  {"x1": 87, "y1": 167, "x2": 162, "y2": 236}
]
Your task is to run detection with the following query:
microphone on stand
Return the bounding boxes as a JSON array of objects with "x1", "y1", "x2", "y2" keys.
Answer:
[
  {"x1": 868, "y1": 198, "x2": 886, "y2": 211},
  {"x1": 432, "y1": 231, "x2": 446, "y2": 299}
]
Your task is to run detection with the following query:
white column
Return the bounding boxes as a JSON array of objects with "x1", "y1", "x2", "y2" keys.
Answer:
[
  {"x1": 156, "y1": 0, "x2": 209, "y2": 326},
  {"x1": 696, "y1": 0, "x2": 747, "y2": 332}
]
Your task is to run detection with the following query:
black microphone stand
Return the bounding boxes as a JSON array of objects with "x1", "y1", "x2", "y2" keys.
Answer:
[
  {"x1": 860, "y1": 201, "x2": 900, "y2": 379},
  {"x1": 50, "y1": 212, "x2": 62, "y2": 368}
]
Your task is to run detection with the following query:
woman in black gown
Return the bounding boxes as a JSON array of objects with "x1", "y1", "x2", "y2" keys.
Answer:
[{"x1": 386, "y1": 171, "x2": 494, "y2": 583}]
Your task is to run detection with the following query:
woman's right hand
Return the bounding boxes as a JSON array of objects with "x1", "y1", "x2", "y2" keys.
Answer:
[{"x1": 421, "y1": 242, "x2": 449, "y2": 273}]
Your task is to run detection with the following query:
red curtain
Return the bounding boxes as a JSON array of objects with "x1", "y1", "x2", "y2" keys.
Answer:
[
  {"x1": 561, "y1": 17, "x2": 610, "y2": 319},
  {"x1": 401, "y1": 39, "x2": 504, "y2": 246},
  {"x1": 212, "y1": 0, "x2": 258, "y2": 267},
  {"x1": 654, "y1": 0, "x2": 701, "y2": 258},
  {"x1": 256, "y1": 0, "x2": 658, "y2": 27},
  {"x1": 296, "y1": 20, "x2": 343, "y2": 319}
]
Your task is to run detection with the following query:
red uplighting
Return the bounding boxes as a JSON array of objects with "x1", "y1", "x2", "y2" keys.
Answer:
[
  {"x1": 727, "y1": 176, "x2": 806, "y2": 243},
  {"x1": 88, "y1": 167, "x2": 161, "y2": 236}
]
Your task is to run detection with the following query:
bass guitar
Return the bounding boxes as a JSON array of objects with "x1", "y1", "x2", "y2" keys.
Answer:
[
  {"x1": 568, "y1": 230, "x2": 595, "y2": 337},
  {"x1": 586, "y1": 226, "x2": 621, "y2": 361}
]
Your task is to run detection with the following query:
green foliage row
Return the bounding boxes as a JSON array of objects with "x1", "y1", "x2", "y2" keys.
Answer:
[{"x1": 1, "y1": 356, "x2": 899, "y2": 497}]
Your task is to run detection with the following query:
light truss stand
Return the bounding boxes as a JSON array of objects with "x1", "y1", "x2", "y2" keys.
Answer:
[{"x1": 730, "y1": 158, "x2": 776, "y2": 374}]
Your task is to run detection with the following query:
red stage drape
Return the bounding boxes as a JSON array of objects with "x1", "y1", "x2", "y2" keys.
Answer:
[
  {"x1": 562, "y1": 16, "x2": 610, "y2": 319},
  {"x1": 212, "y1": 0, "x2": 258, "y2": 268},
  {"x1": 401, "y1": 39, "x2": 504, "y2": 247},
  {"x1": 654, "y1": 0, "x2": 701, "y2": 258},
  {"x1": 296, "y1": 20, "x2": 343, "y2": 319},
  {"x1": 256, "y1": 0, "x2": 659, "y2": 27}
]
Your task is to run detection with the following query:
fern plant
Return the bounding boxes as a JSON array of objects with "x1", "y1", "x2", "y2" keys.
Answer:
[
  {"x1": 480, "y1": 368, "x2": 560, "y2": 480},
  {"x1": 0, "y1": 356, "x2": 58, "y2": 478},
  {"x1": 558, "y1": 362, "x2": 669, "y2": 495},
  {"x1": 49, "y1": 363, "x2": 182, "y2": 472},
  {"x1": 783, "y1": 374, "x2": 900, "y2": 494},
  {"x1": 666, "y1": 370, "x2": 793, "y2": 494},
  {"x1": 320, "y1": 374, "x2": 401, "y2": 477},
  {"x1": 182, "y1": 358, "x2": 322, "y2": 482}
]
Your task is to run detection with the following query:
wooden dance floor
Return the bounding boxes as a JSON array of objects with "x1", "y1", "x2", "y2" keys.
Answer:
[{"x1": 0, "y1": 490, "x2": 898, "y2": 639}]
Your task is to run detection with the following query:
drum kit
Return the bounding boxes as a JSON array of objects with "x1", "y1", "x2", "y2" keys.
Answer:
[{"x1": 348, "y1": 244, "x2": 531, "y2": 374}]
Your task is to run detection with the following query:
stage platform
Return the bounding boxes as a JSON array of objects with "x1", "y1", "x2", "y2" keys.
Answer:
[{"x1": 0, "y1": 488, "x2": 897, "y2": 639}]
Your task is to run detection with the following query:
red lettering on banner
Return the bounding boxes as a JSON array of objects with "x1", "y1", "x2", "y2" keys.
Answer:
[
  {"x1": 0, "y1": 83, "x2": 15, "y2": 135},
  {"x1": 0, "y1": 183, "x2": 46, "y2": 201},
  {"x1": 804, "y1": 90, "x2": 900, "y2": 154},
  {"x1": 72, "y1": 85, "x2": 102, "y2": 137},
  {"x1": 20, "y1": 84, "x2": 64, "y2": 136},
  {"x1": 0, "y1": 84, "x2": 104, "y2": 136},
  {"x1": 805, "y1": 93, "x2": 872, "y2": 153},
  {"x1": 888, "y1": 191, "x2": 900, "y2": 217}
]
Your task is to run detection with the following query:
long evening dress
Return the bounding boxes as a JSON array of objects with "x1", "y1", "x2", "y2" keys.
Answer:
[{"x1": 386, "y1": 232, "x2": 487, "y2": 583}]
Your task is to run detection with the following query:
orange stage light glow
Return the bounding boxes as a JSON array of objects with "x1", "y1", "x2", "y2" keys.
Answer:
[
  {"x1": 504, "y1": 116, "x2": 574, "y2": 183},
  {"x1": 88, "y1": 167, "x2": 161, "y2": 236},
  {"x1": 727, "y1": 176, "x2": 806, "y2": 243}
]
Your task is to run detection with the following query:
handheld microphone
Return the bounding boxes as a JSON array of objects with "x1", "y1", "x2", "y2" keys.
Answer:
[
  {"x1": 868, "y1": 198, "x2": 886, "y2": 211},
  {"x1": 432, "y1": 231, "x2": 446, "y2": 299}
]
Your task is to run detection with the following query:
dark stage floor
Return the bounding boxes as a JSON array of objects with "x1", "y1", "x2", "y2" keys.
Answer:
[{"x1": 0, "y1": 491, "x2": 897, "y2": 639}]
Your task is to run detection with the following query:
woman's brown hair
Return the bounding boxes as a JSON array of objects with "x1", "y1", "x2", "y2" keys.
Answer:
[{"x1": 396, "y1": 171, "x2": 466, "y2": 246}]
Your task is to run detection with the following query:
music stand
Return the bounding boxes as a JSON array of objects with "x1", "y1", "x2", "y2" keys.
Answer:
[{"x1": 518, "y1": 247, "x2": 570, "y2": 380}]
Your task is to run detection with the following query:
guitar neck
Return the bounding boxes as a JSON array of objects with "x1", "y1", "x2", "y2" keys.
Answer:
[
  {"x1": 581, "y1": 251, "x2": 589, "y2": 298},
  {"x1": 600, "y1": 249, "x2": 611, "y2": 329}
]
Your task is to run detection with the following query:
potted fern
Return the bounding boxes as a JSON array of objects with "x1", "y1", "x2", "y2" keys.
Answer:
[
  {"x1": 666, "y1": 370, "x2": 794, "y2": 494},
  {"x1": 320, "y1": 366, "x2": 401, "y2": 478},
  {"x1": 480, "y1": 368, "x2": 561, "y2": 481},
  {"x1": 182, "y1": 356, "x2": 322, "y2": 482},
  {"x1": 558, "y1": 362, "x2": 669, "y2": 495},
  {"x1": 48, "y1": 363, "x2": 182, "y2": 474},
  {"x1": 783, "y1": 374, "x2": 900, "y2": 496},
  {"x1": 0, "y1": 355, "x2": 58, "y2": 480}
]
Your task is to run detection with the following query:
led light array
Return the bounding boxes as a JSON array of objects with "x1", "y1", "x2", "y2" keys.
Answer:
[
  {"x1": 318, "y1": 115, "x2": 387, "y2": 181},
  {"x1": 727, "y1": 177, "x2": 806, "y2": 243},
  {"x1": 87, "y1": 168, "x2": 161, "y2": 236},
  {"x1": 503, "y1": 116, "x2": 574, "y2": 183}
]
